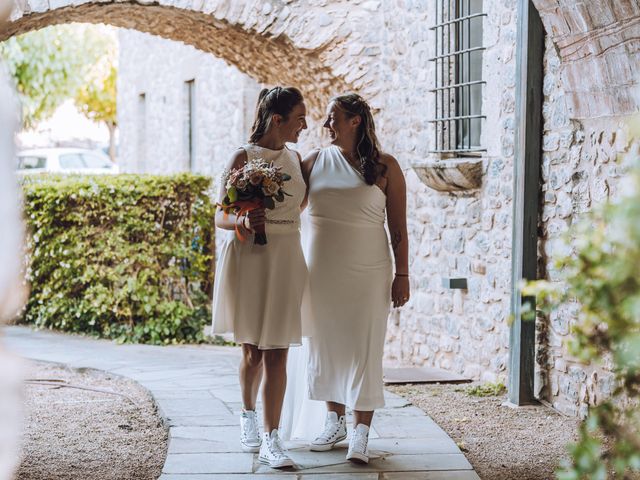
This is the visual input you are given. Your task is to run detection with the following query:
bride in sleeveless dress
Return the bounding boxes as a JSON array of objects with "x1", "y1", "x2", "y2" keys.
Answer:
[
  {"x1": 211, "y1": 86, "x2": 308, "y2": 469},
  {"x1": 283, "y1": 93, "x2": 409, "y2": 464}
]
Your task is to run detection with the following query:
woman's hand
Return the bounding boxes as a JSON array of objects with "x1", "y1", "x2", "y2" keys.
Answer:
[
  {"x1": 392, "y1": 275, "x2": 410, "y2": 308},
  {"x1": 246, "y1": 207, "x2": 266, "y2": 232}
]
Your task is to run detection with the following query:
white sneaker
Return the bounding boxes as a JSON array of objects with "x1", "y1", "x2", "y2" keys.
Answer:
[
  {"x1": 346, "y1": 423, "x2": 370, "y2": 464},
  {"x1": 240, "y1": 410, "x2": 261, "y2": 453},
  {"x1": 310, "y1": 411, "x2": 348, "y2": 451},
  {"x1": 259, "y1": 429, "x2": 295, "y2": 469}
]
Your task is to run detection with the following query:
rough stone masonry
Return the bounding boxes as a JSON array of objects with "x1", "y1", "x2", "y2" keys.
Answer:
[{"x1": 3, "y1": 0, "x2": 640, "y2": 417}]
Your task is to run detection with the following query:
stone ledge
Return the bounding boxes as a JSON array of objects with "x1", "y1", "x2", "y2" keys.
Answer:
[{"x1": 411, "y1": 158, "x2": 484, "y2": 192}]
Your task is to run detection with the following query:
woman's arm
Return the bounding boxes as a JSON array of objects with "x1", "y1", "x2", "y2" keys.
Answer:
[
  {"x1": 215, "y1": 148, "x2": 265, "y2": 232},
  {"x1": 300, "y1": 149, "x2": 320, "y2": 210},
  {"x1": 382, "y1": 153, "x2": 410, "y2": 307}
]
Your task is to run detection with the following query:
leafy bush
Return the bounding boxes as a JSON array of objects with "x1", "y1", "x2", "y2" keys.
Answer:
[
  {"x1": 524, "y1": 129, "x2": 640, "y2": 479},
  {"x1": 21, "y1": 174, "x2": 215, "y2": 344}
]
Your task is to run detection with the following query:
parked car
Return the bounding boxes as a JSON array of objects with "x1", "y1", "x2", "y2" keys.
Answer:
[{"x1": 16, "y1": 148, "x2": 119, "y2": 175}]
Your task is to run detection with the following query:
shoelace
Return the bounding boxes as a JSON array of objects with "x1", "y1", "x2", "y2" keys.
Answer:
[
  {"x1": 351, "y1": 431, "x2": 368, "y2": 453},
  {"x1": 317, "y1": 419, "x2": 342, "y2": 441},
  {"x1": 241, "y1": 413, "x2": 259, "y2": 441},
  {"x1": 267, "y1": 434, "x2": 288, "y2": 459}
]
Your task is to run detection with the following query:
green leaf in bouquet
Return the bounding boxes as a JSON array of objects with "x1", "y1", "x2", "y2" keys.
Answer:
[
  {"x1": 263, "y1": 196, "x2": 276, "y2": 209},
  {"x1": 228, "y1": 186, "x2": 238, "y2": 202},
  {"x1": 275, "y1": 192, "x2": 284, "y2": 203},
  {"x1": 281, "y1": 173, "x2": 291, "y2": 181}
]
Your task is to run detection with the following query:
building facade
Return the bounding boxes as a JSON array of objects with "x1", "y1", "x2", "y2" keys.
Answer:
[
  {"x1": 8, "y1": 0, "x2": 639, "y2": 418},
  {"x1": 117, "y1": 29, "x2": 263, "y2": 178}
]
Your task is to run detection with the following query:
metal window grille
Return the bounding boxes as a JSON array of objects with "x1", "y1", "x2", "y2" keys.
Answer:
[{"x1": 430, "y1": 0, "x2": 486, "y2": 154}]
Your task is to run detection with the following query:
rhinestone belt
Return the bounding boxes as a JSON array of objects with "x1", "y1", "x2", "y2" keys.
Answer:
[{"x1": 265, "y1": 219, "x2": 296, "y2": 224}]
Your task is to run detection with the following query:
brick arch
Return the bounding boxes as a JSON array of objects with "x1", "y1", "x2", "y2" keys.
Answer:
[
  {"x1": 532, "y1": 0, "x2": 640, "y2": 118},
  {"x1": 0, "y1": 0, "x2": 361, "y2": 119}
]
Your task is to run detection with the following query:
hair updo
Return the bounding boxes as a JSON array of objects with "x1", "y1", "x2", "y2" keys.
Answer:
[
  {"x1": 331, "y1": 93, "x2": 385, "y2": 185},
  {"x1": 249, "y1": 86, "x2": 304, "y2": 143}
]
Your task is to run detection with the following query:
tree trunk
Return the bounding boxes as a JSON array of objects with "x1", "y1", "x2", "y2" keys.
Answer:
[{"x1": 106, "y1": 122, "x2": 117, "y2": 163}]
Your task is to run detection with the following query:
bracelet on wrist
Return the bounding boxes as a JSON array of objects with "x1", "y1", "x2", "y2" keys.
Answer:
[{"x1": 395, "y1": 273, "x2": 409, "y2": 277}]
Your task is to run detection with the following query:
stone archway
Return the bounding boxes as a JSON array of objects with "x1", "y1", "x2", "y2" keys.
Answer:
[
  {"x1": 532, "y1": 0, "x2": 640, "y2": 118},
  {"x1": 0, "y1": 0, "x2": 381, "y2": 120}
]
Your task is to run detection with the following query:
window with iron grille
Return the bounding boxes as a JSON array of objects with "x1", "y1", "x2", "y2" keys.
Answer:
[{"x1": 430, "y1": 0, "x2": 486, "y2": 154}]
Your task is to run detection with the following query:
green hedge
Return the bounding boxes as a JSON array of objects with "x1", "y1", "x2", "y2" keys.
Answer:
[{"x1": 21, "y1": 174, "x2": 215, "y2": 344}]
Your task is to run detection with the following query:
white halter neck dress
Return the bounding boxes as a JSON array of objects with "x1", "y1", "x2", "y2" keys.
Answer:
[
  {"x1": 211, "y1": 144, "x2": 307, "y2": 349},
  {"x1": 306, "y1": 145, "x2": 393, "y2": 410}
]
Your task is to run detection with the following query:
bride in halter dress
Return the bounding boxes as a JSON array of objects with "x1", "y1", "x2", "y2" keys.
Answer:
[{"x1": 282, "y1": 93, "x2": 410, "y2": 465}]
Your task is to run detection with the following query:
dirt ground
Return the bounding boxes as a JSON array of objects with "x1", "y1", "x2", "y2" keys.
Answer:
[
  {"x1": 388, "y1": 382, "x2": 580, "y2": 480},
  {"x1": 16, "y1": 360, "x2": 168, "y2": 480}
]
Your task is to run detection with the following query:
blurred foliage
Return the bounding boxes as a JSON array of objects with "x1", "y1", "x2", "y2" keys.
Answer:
[
  {"x1": 74, "y1": 38, "x2": 117, "y2": 160},
  {"x1": 524, "y1": 121, "x2": 640, "y2": 479},
  {"x1": 0, "y1": 24, "x2": 116, "y2": 129},
  {"x1": 20, "y1": 174, "x2": 215, "y2": 345}
]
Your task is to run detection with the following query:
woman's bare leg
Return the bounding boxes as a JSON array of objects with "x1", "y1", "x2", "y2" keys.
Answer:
[
  {"x1": 326, "y1": 401, "x2": 346, "y2": 417},
  {"x1": 239, "y1": 344, "x2": 263, "y2": 411},
  {"x1": 353, "y1": 410, "x2": 374, "y2": 427},
  {"x1": 262, "y1": 348, "x2": 289, "y2": 432}
]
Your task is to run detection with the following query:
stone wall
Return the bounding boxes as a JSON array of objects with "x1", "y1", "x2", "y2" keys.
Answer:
[
  {"x1": 379, "y1": 0, "x2": 516, "y2": 384},
  {"x1": 535, "y1": 35, "x2": 636, "y2": 416},
  {"x1": 117, "y1": 29, "x2": 262, "y2": 177},
  {"x1": 5, "y1": 0, "x2": 640, "y2": 416},
  {"x1": 532, "y1": 0, "x2": 640, "y2": 118}
]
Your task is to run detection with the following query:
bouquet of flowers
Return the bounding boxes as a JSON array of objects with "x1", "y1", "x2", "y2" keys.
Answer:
[{"x1": 218, "y1": 158, "x2": 291, "y2": 245}]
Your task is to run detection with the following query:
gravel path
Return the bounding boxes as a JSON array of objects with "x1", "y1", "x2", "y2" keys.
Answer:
[
  {"x1": 389, "y1": 382, "x2": 580, "y2": 480},
  {"x1": 16, "y1": 360, "x2": 168, "y2": 480}
]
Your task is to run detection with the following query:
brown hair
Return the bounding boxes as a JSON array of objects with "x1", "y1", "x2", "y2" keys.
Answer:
[
  {"x1": 249, "y1": 86, "x2": 304, "y2": 143},
  {"x1": 332, "y1": 93, "x2": 385, "y2": 185}
]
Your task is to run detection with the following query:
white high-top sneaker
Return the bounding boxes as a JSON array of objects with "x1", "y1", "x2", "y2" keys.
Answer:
[
  {"x1": 239, "y1": 410, "x2": 261, "y2": 453},
  {"x1": 346, "y1": 423, "x2": 370, "y2": 464},
  {"x1": 259, "y1": 429, "x2": 295, "y2": 469},
  {"x1": 310, "y1": 411, "x2": 348, "y2": 452}
]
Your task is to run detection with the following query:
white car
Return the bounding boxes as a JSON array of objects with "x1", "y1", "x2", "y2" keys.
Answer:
[{"x1": 16, "y1": 148, "x2": 119, "y2": 175}]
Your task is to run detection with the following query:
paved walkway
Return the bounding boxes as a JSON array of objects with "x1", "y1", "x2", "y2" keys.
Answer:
[{"x1": 4, "y1": 326, "x2": 479, "y2": 479}]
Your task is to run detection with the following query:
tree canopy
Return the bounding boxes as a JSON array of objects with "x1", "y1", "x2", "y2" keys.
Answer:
[{"x1": 0, "y1": 24, "x2": 116, "y2": 130}]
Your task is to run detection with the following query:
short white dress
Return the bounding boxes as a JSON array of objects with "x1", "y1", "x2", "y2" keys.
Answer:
[
  {"x1": 211, "y1": 144, "x2": 307, "y2": 349},
  {"x1": 306, "y1": 146, "x2": 393, "y2": 410}
]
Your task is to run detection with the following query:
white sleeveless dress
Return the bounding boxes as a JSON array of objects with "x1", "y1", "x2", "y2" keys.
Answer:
[
  {"x1": 306, "y1": 146, "x2": 393, "y2": 410},
  {"x1": 211, "y1": 144, "x2": 307, "y2": 349}
]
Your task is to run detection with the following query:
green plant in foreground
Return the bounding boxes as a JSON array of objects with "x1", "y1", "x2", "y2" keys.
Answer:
[
  {"x1": 524, "y1": 126, "x2": 640, "y2": 479},
  {"x1": 21, "y1": 174, "x2": 215, "y2": 345}
]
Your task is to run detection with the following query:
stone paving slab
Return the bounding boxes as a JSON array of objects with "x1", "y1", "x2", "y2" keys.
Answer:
[
  {"x1": 381, "y1": 472, "x2": 481, "y2": 480},
  {"x1": 167, "y1": 415, "x2": 238, "y2": 428},
  {"x1": 160, "y1": 475, "x2": 294, "y2": 479},
  {"x1": 4, "y1": 326, "x2": 479, "y2": 479},
  {"x1": 163, "y1": 453, "x2": 253, "y2": 474},
  {"x1": 270, "y1": 454, "x2": 472, "y2": 475},
  {"x1": 367, "y1": 438, "x2": 462, "y2": 455}
]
